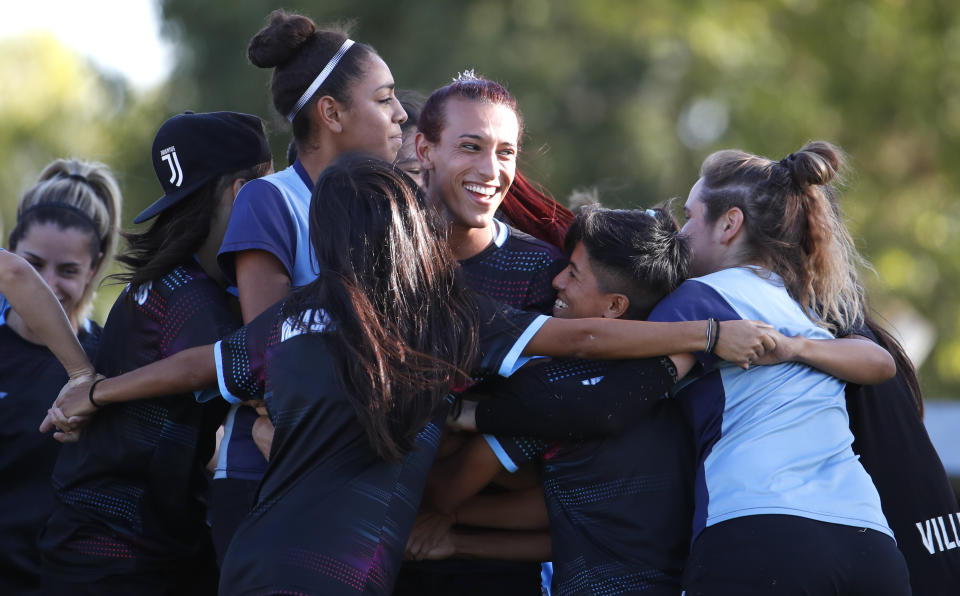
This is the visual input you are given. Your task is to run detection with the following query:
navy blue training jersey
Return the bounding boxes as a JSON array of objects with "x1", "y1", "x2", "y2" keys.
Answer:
[
  {"x1": 460, "y1": 219, "x2": 565, "y2": 316},
  {"x1": 0, "y1": 318, "x2": 99, "y2": 595},
  {"x1": 394, "y1": 220, "x2": 565, "y2": 594},
  {"x1": 40, "y1": 260, "x2": 239, "y2": 583},
  {"x1": 215, "y1": 297, "x2": 544, "y2": 596},
  {"x1": 480, "y1": 357, "x2": 693, "y2": 596}
]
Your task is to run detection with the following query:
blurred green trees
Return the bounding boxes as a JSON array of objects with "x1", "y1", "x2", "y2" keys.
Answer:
[{"x1": 3, "y1": 0, "x2": 960, "y2": 396}]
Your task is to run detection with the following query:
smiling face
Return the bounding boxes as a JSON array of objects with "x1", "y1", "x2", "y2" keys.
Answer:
[
  {"x1": 417, "y1": 98, "x2": 520, "y2": 234},
  {"x1": 551, "y1": 242, "x2": 620, "y2": 320},
  {"x1": 14, "y1": 222, "x2": 99, "y2": 326},
  {"x1": 334, "y1": 54, "x2": 407, "y2": 162}
]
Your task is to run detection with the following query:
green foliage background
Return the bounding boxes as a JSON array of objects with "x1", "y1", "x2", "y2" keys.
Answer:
[{"x1": 3, "y1": 0, "x2": 960, "y2": 396}]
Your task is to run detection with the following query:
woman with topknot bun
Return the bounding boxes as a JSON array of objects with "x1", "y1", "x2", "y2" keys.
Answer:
[
  {"x1": 647, "y1": 141, "x2": 911, "y2": 595},
  {"x1": 211, "y1": 9, "x2": 408, "y2": 564}
]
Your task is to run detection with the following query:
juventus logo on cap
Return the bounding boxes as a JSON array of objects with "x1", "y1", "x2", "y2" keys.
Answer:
[{"x1": 160, "y1": 146, "x2": 184, "y2": 188}]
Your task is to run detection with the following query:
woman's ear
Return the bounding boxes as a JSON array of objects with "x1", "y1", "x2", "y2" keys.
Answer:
[
  {"x1": 231, "y1": 178, "x2": 247, "y2": 200},
  {"x1": 719, "y1": 207, "x2": 745, "y2": 244},
  {"x1": 89, "y1": 251, "x2": 105, "y2": 280},
  {"x1": 604, "y1": 293, "x2": 630, "y2": 319},
  {"x1": 415, "y1": 132, "x2": 434, "y2": 171},
  {"x1": 313, "y1": 96, "x2": 343, "y2": 134}
]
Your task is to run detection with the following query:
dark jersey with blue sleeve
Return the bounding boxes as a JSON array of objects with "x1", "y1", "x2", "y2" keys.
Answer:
[
  {"x1": 460, "y1": 220, "x2": 565, "y2": 315},
  {"x1": 395, "y1": 223, "x2": 564, "y2": 594},
  {"x1": 215, "y1": 297, "x2": 543, "y2": 596},
  {"x1": 480, "y1": 357, "x2": 693, "y2": 596},
  {"x1": 0, "y1": 316, "x2": 99, "y2": 596},
  {"x1": 39, "y1": 260, "x2": 239, "y2": 582}
]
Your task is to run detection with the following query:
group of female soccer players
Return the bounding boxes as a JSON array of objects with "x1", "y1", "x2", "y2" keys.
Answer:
[{"x1": 3, "y1": 7, "x2": 959, "y2": 596}]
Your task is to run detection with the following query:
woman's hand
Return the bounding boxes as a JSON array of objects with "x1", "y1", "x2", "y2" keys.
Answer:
[
  {"x1": 252, "y1": 415, "x2": 275, "y2": 461},
  {"x1": 405, "y1": 510, "x2": 456, "y2": 561},
  {"x1": 40, "y1": 373, "x2": 104, "y2": 435},
  {"x1": 752, "y1": 329, "x2": 799, "y2": 366},
  {"x1": 715, "y1": 320, "x2": 778, "y2": 368},
  {"x1": 445, "y1": 399, "x2": 478, "y2": 433}
]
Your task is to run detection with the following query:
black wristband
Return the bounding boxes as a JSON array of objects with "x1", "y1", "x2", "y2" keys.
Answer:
[{"x1": 88, "y1": 377, "x2": 106, "y2": 409}]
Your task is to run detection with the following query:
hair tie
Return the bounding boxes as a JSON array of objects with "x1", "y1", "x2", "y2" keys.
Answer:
[
  {"x1": 644, "y1": 209, "x2": 657, "y2": 218},
  {"x1": 287, "y1": 39, "x2": 355, "y2": 123},
  {"x1": 89, "y1": 377, "x2": 106, "y2": 409},
  {"x1": 778, "y1": 153, "x2": 796, "y2": 169},
  {"x1": 17, "y1": 203, "x2": 102, "y2": 238}
]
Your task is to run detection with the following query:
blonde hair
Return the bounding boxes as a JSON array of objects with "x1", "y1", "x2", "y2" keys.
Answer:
[{"x1": 13, "y1": 158, "x2": 122, "y2": 318}]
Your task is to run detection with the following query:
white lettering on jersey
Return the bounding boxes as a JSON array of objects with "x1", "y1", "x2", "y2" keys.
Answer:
[
  {"x1": 133, "y1": 281, "x2": 152, "y2": 306},
  {"x1": 938, "y1": 517, "x2": 957, "y2": 549},
  {"x1": 915, "y1": 511, "x2": 960, "y2": 554},
  {"x1": 281, "y1": 309, "x2": 331, "y2": 342}
]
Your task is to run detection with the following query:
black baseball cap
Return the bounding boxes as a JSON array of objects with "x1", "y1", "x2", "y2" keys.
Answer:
[{"x1": 134, "y1": 111, "x2": 272, "y2": 224}]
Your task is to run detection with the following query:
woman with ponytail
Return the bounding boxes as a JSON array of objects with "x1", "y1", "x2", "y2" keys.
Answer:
[
  {"x1": 645, "y1": 141, "x2": 910, "y2": 594},
  {"x1": 415, "y1": 70, "x2": 568, "y2": 317},
  {"x1": 46, "y1": 155, "x2": 789, "y2": 595},
  {"x1": 409, "y1": 206, "x2": 699, "y2": 596},
  {"x1": 0, "y1": 159, "x2": 119, "y2": 595},
  {"x1": 39, "y1": 112, "x2": 272, "y2": 595},
  {"x1": 400, "y1": 71, "x2": 568, "y2": 594},
  {"x1": 212, "y1": 10, "x2": 409, "y2": 559},
  {"x1": 411, "y1": 205, "x2": 897, "y2": 595}
]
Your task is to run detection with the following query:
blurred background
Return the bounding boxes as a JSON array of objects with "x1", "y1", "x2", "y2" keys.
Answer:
[{"x1": 2, "y1": 0, "x2": 959, "y2": 408}]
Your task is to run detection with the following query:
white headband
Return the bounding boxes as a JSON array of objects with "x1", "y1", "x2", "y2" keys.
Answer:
[{"x1": 287, "y1": 39, "x2": 355, "y2": 123}]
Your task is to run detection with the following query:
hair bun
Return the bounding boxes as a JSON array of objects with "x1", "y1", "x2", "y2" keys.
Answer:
[
  {"x1": 248, "y1": 10, "x2": 317, "y2": 68},
  {"x1": 783, "y1": 141, "x2": 844, "y2": 188}
]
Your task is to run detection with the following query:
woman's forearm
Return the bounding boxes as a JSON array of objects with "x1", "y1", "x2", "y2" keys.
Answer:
[
  {"x1": 0, "y1": 251, "x2": 91, "y2": 378},
  {"x1": 93, "y1": 345, "x2": 218, "y2": 406},
  {"x1": 793, "y1": 336, "x2": 895, "y2": 385},
  {"x1": 451, "y1": 530, "x2": 551, "y2": 561},
  {"x1": 456, "y1": 487, "x2": 549, "y2": 530},
  {"x1": 45, "y1": 344, "x2": 219, "y2": 430},
  {"x1": 524, "y1": 318, "x2": 707, "y2": 359},
  {"x1": 524, "y1": 318, "x2": 774, "y2": 366}
]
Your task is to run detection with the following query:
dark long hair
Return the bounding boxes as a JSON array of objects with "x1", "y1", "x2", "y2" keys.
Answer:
[
  {"x1": 864, "y1": 315, "x2": 923, "y2": 415},
  {"x1": 248, "y1": 10, "x2": 377, "y2": 141},
  {"x1": 113, "y1": 162, "x2": 271, "y2": 290},
  {"x1": 282, "y1": 154, "x2": 479, "y2": 460}
]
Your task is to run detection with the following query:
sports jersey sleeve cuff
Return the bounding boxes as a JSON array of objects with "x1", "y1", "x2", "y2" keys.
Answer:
[
  {"x1": 498, "y1": 314, "x2": 549, "y2": 377},
  {"x1": 483, "y1": 434, "x2": 520, "y2": 473},
  {"x1": 214, "y1": 340, "x2": 243, "y2": 404},
  {"x1": 193, "y1": 387, "x2": 222, "y2": 403}
]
